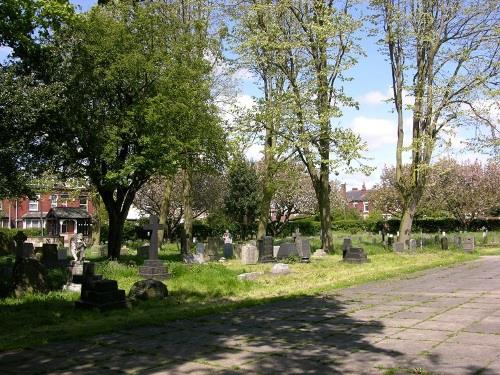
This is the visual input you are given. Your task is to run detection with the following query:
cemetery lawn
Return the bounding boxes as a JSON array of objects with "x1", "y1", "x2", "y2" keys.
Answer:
[{"x1": 0, "y1": 245, "x2": 487, "y2": 350}]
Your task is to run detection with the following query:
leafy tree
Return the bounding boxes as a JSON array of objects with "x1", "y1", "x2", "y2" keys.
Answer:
[
  {"x1": 225, "y1": 157, "x2": 261, "y2": 240},
  {"x1": 41, "y1": 2, "x2": 220, "y2": 258},
  {"x1": 231, "y1": 0, "x2": 369, "y2": 252},
  {"x1": 372, "y1": 0, "x2": 499, "y2": 243}
]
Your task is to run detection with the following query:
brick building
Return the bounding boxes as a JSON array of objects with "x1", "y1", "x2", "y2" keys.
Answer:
[
  {"x1": 0, "y1": 187, "x2": 94, "y2": 244},
  {"x1": 341, "y1": 183, "x2": 374, "y2": 219}
]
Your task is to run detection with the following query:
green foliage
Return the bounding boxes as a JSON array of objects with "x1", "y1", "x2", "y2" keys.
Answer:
[
  {"x1": 281, "y1": 217, "x2": 322, "y2": 237},
  {"x1": 331, "y1": 220, "x2": 366, "y2": 234},
  {"x1": 225, "y1": 157, "x2": 260, "y2": 238},
  {"x1": 331, "y1": 206, "x2": 362, "y2": 221},
  {"x1": 0, "y1": 228, "x2": 42, "y2": 255}
]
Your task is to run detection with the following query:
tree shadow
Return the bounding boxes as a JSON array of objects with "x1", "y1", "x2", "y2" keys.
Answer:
[{"x1": 1, "y1": 293, "x2": 408, "y2": 374}]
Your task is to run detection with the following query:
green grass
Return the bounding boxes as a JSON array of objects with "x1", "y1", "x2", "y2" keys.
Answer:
[{"x1": 0, "y1": 237, "x2": 495, "y2": 351}]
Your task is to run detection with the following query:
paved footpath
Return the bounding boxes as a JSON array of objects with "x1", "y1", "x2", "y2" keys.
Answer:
[{"x1": 2, "y1": 257, "x2": 500, "y2": 375}]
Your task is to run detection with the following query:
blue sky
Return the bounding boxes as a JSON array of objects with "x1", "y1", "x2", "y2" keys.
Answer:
[{"x1": 1, "y1": 0, "x2": 487, "y2": 189}]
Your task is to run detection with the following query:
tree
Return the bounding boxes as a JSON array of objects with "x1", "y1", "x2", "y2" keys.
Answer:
[
  {"x1": 42, "y1": 2, "x2": 220, "y2": 258},
  {"x1": 134, "y1": 171, "x2": 227, "y2": 242},
  {"x1": 225, "y1": 157, "x2": 261, "y2": 240},
  {"x1": 233, "y1": 0, "x2": 368, "y2": 252},
  {"x1": 429, "y1": 159, "x2": 500, "y2": 229},
  {"x1": 372, "y1": 0, "x2": 499, "y2": 243}
]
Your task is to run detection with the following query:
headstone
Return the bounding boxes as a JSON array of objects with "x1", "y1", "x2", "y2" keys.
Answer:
[
  {"x1": 41, "y1": 244, "x2": 60, "y2": 268},
  {"x1": 257, "y1": 236, "x2": 274, "y2": 263},
  {"x1": 139, "y1": 215, "x2": 169, "y2": 280},
  {"x1": 273, "y1": 245, "x2": 280, "y2": 258},
  {"x1": 238, "y1": 272, "x2": 263, "y2": 280},
  {"x1": 137, "y1": 245, "x2": 149, "y2": 258},
  {"x1": 16, "y1": 242, "x2": 34, "y2": 259},
  {"x1": 434, "y1": 234, "x2": 440, "y2": 244},
  {"x1": 387, "y1": 235, "x2": 394, "y2": 247},
  {"x1": 312, "y1": 249, "x2": 328, "y2": 258},
  {"x1": 223, "y1": 243, "x2": 234, "y2": 258},
  {"x1": 296, "y1": 238, "x2": 311, "y2": 262},
  {"x1": 441, "y1": 236, "x2": 449, "y2": 250},
  {"x1": 99, "y1": 245, "x2": 107, "y2": 257},
  {"x1": 196, "y1": 242, "x2": 205, "y2": 255},
  {"x1": 393, "y1": 242, "x2": 405, "y2": 252},
  {"x1": 120, "y1": 246, "x2": 129, "y2": 256},
  {"x1": 57, "y1": 248, "x2": 67, "y2": 261},
  {"x1": 462, "y1": 237, "x2": 474, "y2": 252},
  {"x1": 241, "y1": 244, "x2": 259, "y2": 265},
  {"x1": 342, "y1": 238, "x2": 352, "y2": 258},
  {"x1": 343, "y1": 247, "x2": 369, "y2": 263},
  {"x1": 406, "y1": 239, "x2": 416, "y2": 250},
  {"x1": 75, "y1": 275, "x2": 127, "y2": 311},
  {"x1": 276, "y1": 243, "x2": 297, "y2": 259},
  {"x1": 206, "y1": 237, "x2": 223, "y2": 261},
  {"x1": 183, "y1": 253, "x2": 204, "y2": 264},
  {"x1": 64, "y1": 261, "x2": 97, "y2": 293},
  {"x1": 271, "y1": 263, "x2": 292, "y2": 275}
]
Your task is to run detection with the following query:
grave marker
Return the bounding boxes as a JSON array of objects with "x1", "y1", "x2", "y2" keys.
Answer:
[{"x1": 138, "y1": 215, "x2": 169, "y2": 279}]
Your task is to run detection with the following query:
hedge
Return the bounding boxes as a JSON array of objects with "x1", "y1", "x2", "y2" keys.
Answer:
[{"x1": 0, "y1": 228, "x2": 43, "y2": 255}]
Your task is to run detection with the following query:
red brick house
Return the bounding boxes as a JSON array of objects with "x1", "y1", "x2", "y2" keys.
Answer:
[
  {"x1": 0, "y1": 188, "x2": 94, "y2": 243},
  {"x1": 341, "y1": 183, "x2": 374, "y2": 219}
]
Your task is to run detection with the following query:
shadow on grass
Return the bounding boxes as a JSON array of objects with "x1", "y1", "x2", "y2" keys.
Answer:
[{"x1": 0, "y1": 293, "x2": 405, "y2": 374}]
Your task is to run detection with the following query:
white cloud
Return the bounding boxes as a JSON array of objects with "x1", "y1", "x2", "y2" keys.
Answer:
[
  {"x1": 349, "y1": 116, "x2": 397, "y2": 149},
  {"x1": 232, "y1": 67, "x2": 255, "y2": 81},
  {"x1": 358, "y1": 87, "x2": 414, "y2": 108}
]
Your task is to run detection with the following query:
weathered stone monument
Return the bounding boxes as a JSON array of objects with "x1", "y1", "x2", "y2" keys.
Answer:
[
  {"x1": 441, "y1": 236, "x2": 449, "y2": 250},
  {"x1": 462, "y1": 237, "x2": 475, "y2": 252},
  {"x1": 293, "y1": 230, "x2": 311, "y2": 262},
  {"x1": 276, "y1": 243, "x2": 297, "y2": 259},
  {"x1": 41, "y1": 243, "x2": 60, "y2": 268},
  {"x1": 137, "y1": 244, "x2": 149, "y2": 258},
  {"x1": 343, "y1": 247, "x2": 369, "y2": 263},
  {"x1": 342, "y1": 238, "x2": 352, "y2": 258},
  {"x1": 393, "y1": 242, "x2": 405, "y2": 252},
  {"x1": 138, "y1": 215, "x2": 169, "y2": 279},
  {"x1": 206, "y1": 237, "x2": 223, "y2": 261},
  {"x1": 241, "y1": 244, "x2": 259, "y2": 265},
  {"x1": 257, "y1": 236, "x2": 274, "y2": 263},
  {"x1": 408, "y1": 239, "x2": 417, "y2": 250}
]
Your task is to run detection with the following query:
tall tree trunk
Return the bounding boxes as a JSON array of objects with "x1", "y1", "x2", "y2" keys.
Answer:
[
  {"x1": 398, "y1": 198, "x2": 418, "y2": 245},
  {"x1": 315, "y1": 165, "x2": 333, "y2": 253},
  {"x1": 182, "y1": 168, "x2": 193, "y2": 254},
  {"x1": 91, "y1": 193, "x2": 101, "y2": 246},
  {"x1": 257, "y1": 134, "x2": 275, "y2": 240},
  {"x1": 158, "y1": 176, "x2": 174, "y2": 244},
  {"x1": 107, "y1": 210, "x2": 126, "y2": 260}
]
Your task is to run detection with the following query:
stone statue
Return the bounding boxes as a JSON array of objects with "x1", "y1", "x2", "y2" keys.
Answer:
[
  {"x1": 223, "y1": 229, "x2": 232, "y2": 244},
  {"x1": 70, "y1": 233, "x2": 86, "y2": 263}
]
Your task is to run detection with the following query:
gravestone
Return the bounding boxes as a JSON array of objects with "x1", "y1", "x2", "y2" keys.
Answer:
[
  {"x1": 273, "y1": 245, "x2": 280, "y2": 258},
  {"x1": 434, "y1": 234, "x2": 440, "y2": 244},
  {"x1": 393, "y1": 242, "x2": 405, "y2": 252},
  {"x1": 271, "y1": 263, "x2": 292, "y2": 275},
  {"x1": 64, "y1": 261, "x2": 96, "y2": 293},
  {"x1": 276, "y1": 243, "x2": 297, "y2": 259},
  {"x1": 75, "y1": 268, "x2": 127, "y2": 311},
  {"x1": 462, "y1": 237, "x2": 474, "y2": 252},
  {"x1": 296, "y1": 238, "x2": 311, "y2": 262},
  {"x1": 387, "y1": 235, "x2": 394, "y2": 247},
  {"x1": 137, "y1": 245, "x2": 149, "y2": 258},
  {"x1": 454, "y1": 236, "x2": 462, "y2": 248},
  {"x1": 408, "y1": 239, "x2": 417, "y2": 250},
  {"x1": 138, "y1": 215, "x2": 169, "y2": 280},
  {"x1": 441, "y1": 236, "x2": 449, "y2": 250},
  {"x1": 257, "y1": 236, "x2": 274, "y2": 263},
  {"x1": 206, "y1": 237, "x2": 223, "y2": 261},
  {"x1": 57, "y1": 248, "x2": 67, "y2": 261},
  {"x1": 223, "y1": 243, "x2": 234, "y2": 258},
  {"x1": 16, "y1": 242, "x2": 34, "y2": 259},
  {"x1": 196, "y1": 242, "x2": 205, "y2": 255},
  {"x1": 343, "y1": 247, "x2": 369, "y2": 263},
  {"x1": 41, "y1": 244, "x2": 60, "y2": 268},
  {"x1": 241, "y1": 244, "x2": 259, "y2": 265},
  {"x1": 342, "y1": 238, "x2": 352, "y2": 258},
  {"x1": 312, "y1": 248, "x2": 328, "y2": 258}
]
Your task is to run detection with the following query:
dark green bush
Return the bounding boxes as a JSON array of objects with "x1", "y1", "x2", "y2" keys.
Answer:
[{"x1": 282, "y1": 217, "x2": 321, "y2": 236}]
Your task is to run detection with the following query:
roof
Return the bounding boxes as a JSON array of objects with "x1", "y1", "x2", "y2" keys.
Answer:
[
  {"x1": 22, "y1": 212, "x2": 48, "y2": 219},
  {"x1": 346, "y1": 189, "x2": 372, "y2": 202},
  {"x1": 46, "y1": 207, "x2": 91, "y2": 219}
]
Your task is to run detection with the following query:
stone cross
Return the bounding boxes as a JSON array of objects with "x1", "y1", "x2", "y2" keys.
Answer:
[{"x1": 143, "y1": 215, "x2": 165, "y2": 260}]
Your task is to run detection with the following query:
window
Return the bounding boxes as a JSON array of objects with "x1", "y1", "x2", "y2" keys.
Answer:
[
  {"x1": 60, "y1": 193, "x2": 69, "y2": 207},
  {"x1": 28, "y1": 195, "x2": 40, "y2": 211},
  {"x1": 363, "y1": 201, "x2": 369, "y2": 213},
  {"x1": 25, "y1": 219, "x2": 41, "y2": 228},
  {"x1": 50, "y1": 194, "x2": 58, "y2": 208},
  {"x1": 79, "y1": 196, "x2": 88, "y2": 210},
  {"x1": 61, "y1": 219, "x2": 74, "y2": 233}
]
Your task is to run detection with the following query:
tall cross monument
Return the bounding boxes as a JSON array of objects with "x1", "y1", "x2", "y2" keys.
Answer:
[{"x1": 138, "y1": 215, "x2": 169, "y2": 279}]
